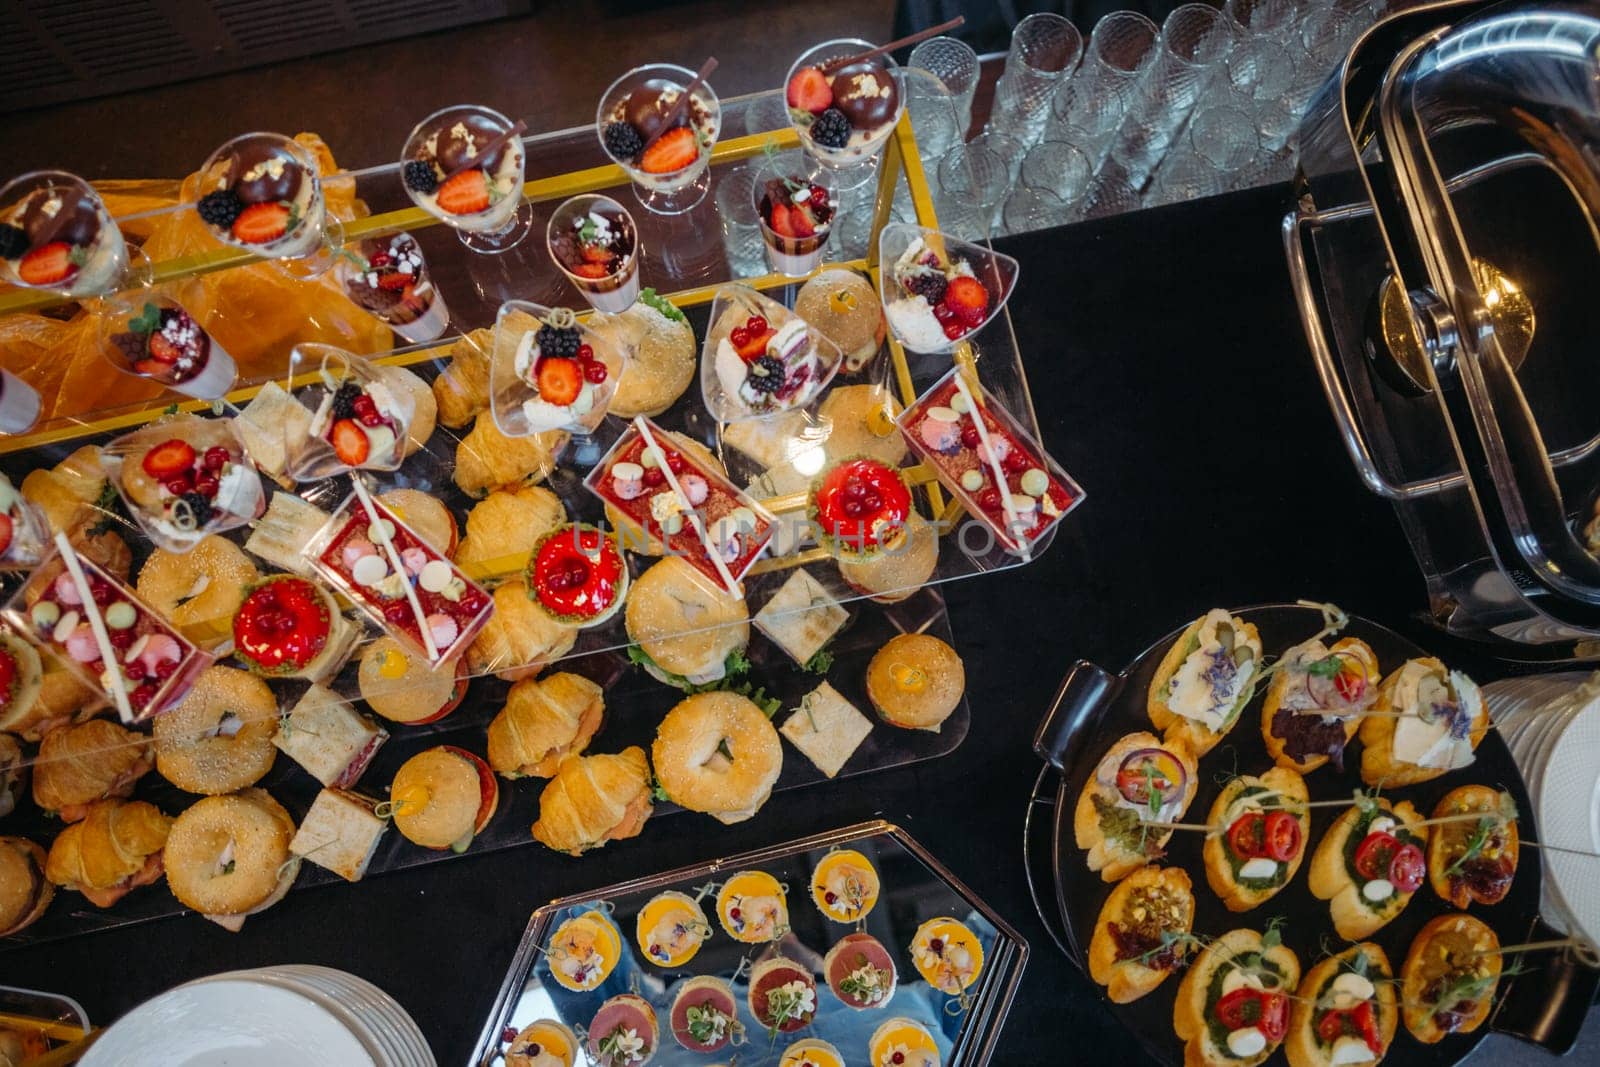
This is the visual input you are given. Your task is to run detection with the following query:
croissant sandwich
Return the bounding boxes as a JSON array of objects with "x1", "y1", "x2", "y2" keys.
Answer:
[
  {"x1": 487, "y1": 672, "x2": 605, "y2": 779},
  {"x1": 45, "y1": 798, "x2": 172, "y2": 908},
  {"x1": 532, "y1": 747, "x2": 654, "y2": 856},
  {"x1": 32, "y1": 718, "x2": 154, "y2": 821}
]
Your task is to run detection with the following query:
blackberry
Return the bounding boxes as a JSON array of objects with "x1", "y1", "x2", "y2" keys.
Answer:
[
  {"x1": 536, "y1": 324, "x2": 581, "y2": 358},
  {"x1": 746, "y1": 355, "x2": 786, "y2": 394},
  {"x1": 196, "y1": 190, "x2": 244, "y2": 229},
  {"x1": 809, "y1": 109, "x2": 852, "y2": 150},
  {"x1": 177, "y1": 492, "x2": 214, "y2": 528},
  {"x1": 403, "y1": 160, "x2": 438, "y2": 195},
  {"x1": 331, "y1": 382, "x2": 362, "y2": 420},
  {"x1": 603, "y1": 121, "x2": 644, "y2": 161},
  {"x1": 904, "y1": 272, "x2": 947, "y2": 306},
  {"x1": 0, "y1": 224, "x2": 25, "y2": 260}
]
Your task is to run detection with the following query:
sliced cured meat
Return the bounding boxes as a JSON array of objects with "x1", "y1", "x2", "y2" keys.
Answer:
[
  {"x1": 669, "y1": 976, "x2": 739, "y2": 1052},
  {"x1": 824, "y1": 931, "x2": 897, "y2": 1009}
]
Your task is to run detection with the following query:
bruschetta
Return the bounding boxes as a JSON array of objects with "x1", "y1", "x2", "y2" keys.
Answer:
[
  {"x1": 1400, "y1": 913, "x2": 1501, "y2": 1043},
  {"x1": 1426, "y1": 785, "x2": 1518, "y2": 908},
  {"x1": 1359, "y1": 658, "x2": 1487, "y2": 787},
  {"x1": 1174, "y1": 926, "x2": 1300, "y2": 1067},
  {"x1": 1308, "y1": 798, "x2": 1427, "y2": 940},
  {"x1": 1285, "y1": 943, "x2": 1397, "y2": 1067},
  {"x1": 1088, "y1": 865, "x2": 1195, "y2": 1004},
  {"x1": 1148, "y1": 609, "x2": 1263, "y2": 757},
  {"x1": 1075, "y1": 732, "x2": 1199, "y2": 883},
  {"x1": 1203, "y1": 768, "x2": 1310, "y2": 912},
  {"x1": 1261, "y1": 637, "x2": 1379, "y2": 774}
]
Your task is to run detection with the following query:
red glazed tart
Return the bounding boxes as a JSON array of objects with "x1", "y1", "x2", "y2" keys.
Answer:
[
  {"x1": 823, "y1": 932, "x2": 898, "y2": 1010},
  {"x1": 748, "y1": 957, "x2": 817, "y2": 1035},
  {"x1": 232, "y1": 575, "x2": 336, "y2": 677},
  {"x1": 529, "y1": 524, "x2": 628, "y2": 628},
  {"x1": 811, "y1": 457, "x2": 911, "y2": 559}
]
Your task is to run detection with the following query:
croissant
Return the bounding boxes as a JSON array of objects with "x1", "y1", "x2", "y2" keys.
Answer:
[
  {"x1": 467, "y1": 580, "x2": 578, "y2": 682},
  {"x1": 32, "y1": 719, "x2": 154, "y2": 821},
  {"x1": 532, "y1": 747, "x2": 654, "y2": 856},
  {"x1": 488, "y1": 672, "x2": 604, "y2": 779},
  {"x1": 6, "y1": 649, "x2": 105, "y2": 742},
  {"x1": 432, "y1": 328, "x2": 492, "y2": 429},
  {"x1": 45, "y1": 798, "x2": 172, "y2": 907},
  {"x1": 453, "y1": 414, "x2": 567, "y2": 499},
  {"x1": 456, "y1": 485, "x2": 567, "y2": 582},
  {"x1": 20, "y1": 445, "x2": 107, "y2": 532}
]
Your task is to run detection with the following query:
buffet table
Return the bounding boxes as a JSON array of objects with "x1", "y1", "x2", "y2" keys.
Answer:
[{"x1": 3, "y1": 181, "x2": 1594, "y2": 1065}]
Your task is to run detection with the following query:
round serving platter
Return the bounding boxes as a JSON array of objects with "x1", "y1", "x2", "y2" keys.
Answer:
[{"x1": 1022, "y1": 603, "x2": 1599, "y2": 1066}]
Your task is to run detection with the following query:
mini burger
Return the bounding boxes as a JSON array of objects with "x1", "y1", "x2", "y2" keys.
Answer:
[
  {"x1": 0, "y1": 836, "x2": 52, "y2": 937},
  {"x1": 598, "y1": 289, "x2": 698, "y2": 418},
  {"x1": 358, "y1": 637, "x2": 469, "y2": 725},
  {"x1": 624, "y1": 557, "x2": 750, "y2": 690},
  {"x1": 388, "y1": 745, "x2": 499, "y2": 852},
  {"x1": 45, "y1": 798, "x2": 172, "y2": 908},
  {"x1": 0, "y1": 631, "x2": 43, "y2": 737},
  {"x1": 795, "y1": 269, "x2": 886, "y2": 372}
]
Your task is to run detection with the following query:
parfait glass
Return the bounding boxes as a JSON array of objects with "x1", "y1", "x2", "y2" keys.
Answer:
[
  {"x1": 786, "y1": 39, "x2": 905, "y2": 191},
  {"x1": 752, "y1": 153, "x2": 834, "y2": 278},
  {"x1": 401, "y1": 105, "x2": 532, "y2": 253},
  {"x1": 546, "y1": 194, "x2": 641, "y2": 313},
  {"x1": 597, "y1": 64, "x2": 722, "y2": 216},
  {"x1": 0, "y1": 370, "x2": 40, "y2": 435},
  {"x1": 0, "y1": 170, "x2": 130, "y2": 298},
  {"x1": 98, "y1": 288, "x2": 238, "y2": 400},
  {"x1": 195, "y1": 133, "x2": 339, "y2": 278},
  {"x1": 334, "y1": 231, "x2": 452, "y2": 343}
]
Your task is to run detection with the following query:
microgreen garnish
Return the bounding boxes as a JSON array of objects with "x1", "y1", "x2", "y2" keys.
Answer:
[
  {"x1": 803, "y1": 647, "x2": 834, "y2": 674},
  {"x1": 578, "y1": 216, "x2": 600, "y2": 244},
  {"x1": 129, "y1": 302, "x2": 161, "y2": 336},
  {"x1": 651, "y1": 780, "x2": 671, "y2": 803},
  {"x1": 638, "y1": 288, "x2": 685, "y2": 323},
  {"x1": 1446, "y1": 816, "x2": 1498, "y2": 877},
  {"x1": 1136, "y1": 929, "x2": 1202, "y2": 968}
]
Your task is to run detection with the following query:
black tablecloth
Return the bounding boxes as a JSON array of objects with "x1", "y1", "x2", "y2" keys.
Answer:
[{"x1": 0, "y1": 185, "x2": 1531, "y2": 1063}]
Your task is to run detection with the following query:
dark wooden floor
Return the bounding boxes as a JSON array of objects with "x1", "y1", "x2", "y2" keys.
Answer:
[{"x1": 2, "y1": 0, "x2": 897, "y2": 178}]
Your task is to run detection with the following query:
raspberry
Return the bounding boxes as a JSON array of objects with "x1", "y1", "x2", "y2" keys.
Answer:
[
  {"x1": 403, "y1": 160, "x2": 438, "y2": 195},
  {"x1": 904, "y1": 273, "x2": 947, "y2": 305},
  {"x1": 603, "y1": 121, "x2": 645, "y2": 161},
  {"x1": 809, "y1": 108, "x2": 851, "y2": 150},
  {"x1": 196, "y1": 190, "x2": 243, "y2": 229}
]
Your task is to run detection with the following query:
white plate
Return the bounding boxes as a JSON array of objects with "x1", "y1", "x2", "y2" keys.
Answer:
[
  {"x1": 1536, "y1": 704, "x2": 1600, "y2": 946},
  {"x1": 82, "y1": 979, "x2": 377, "y2": 1067},
  {"x1": 257, "y1": 967, "x2": 433, "y2": 1065},
  {"x1": 202, "y1": 971, "x2": 410, "y2": 1067}
]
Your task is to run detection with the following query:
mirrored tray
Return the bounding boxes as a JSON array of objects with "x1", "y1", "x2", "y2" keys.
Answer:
[{"x1": 471, "y1": 820, "x2": 1027, "y2": 1067}]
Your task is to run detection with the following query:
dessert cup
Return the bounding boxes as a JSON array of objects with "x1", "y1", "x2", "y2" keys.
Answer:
[
  {"x1": 546, "y1": 194, "x2": 641, "y2": 313},
  {"x1": 0, "y1": 370, "x2": 40, "y2": 435},
  {"x1": 99, "y1": 293, "x2": 238, "y2": 400},
  {"x1": 101, "y1": 415, "x2": 266, "y2": 554},
  {"x1": 700, "y1": 284, "x2": 843, "y2": 422},
  {"x1": 335, "y1": 231, "x2": 451, "y2": 343},
  {"x1": 491, "y1": 301, "x2": 625, "y2": 436},
  {"x1": 786, "y1": 39, "x2": 905, "y2": 190},
  {"x1": 0, "y1": 474, "x2": 50, "y2": 569},
  {"x1": 401, "y1": 104, "x2": 531, "y2": 253},
  {"x1": 284, "y1": 344, "x2": 418, "y2": 481},
  {"x1": 0, "y1": 170, "x2": 129, "y2": 298},
  {"x1": 195, "y1": 133, "x2": 335, "y2": 278},
  {"x1": 753, "y1": 155, "x2": 834, "y2": 277},
  {"x1": 597, "y1": 63, "x2": 722, "y2": 216},
  {"x1": 876, "y1": 222, "x2": 1019, "y2": 354}
]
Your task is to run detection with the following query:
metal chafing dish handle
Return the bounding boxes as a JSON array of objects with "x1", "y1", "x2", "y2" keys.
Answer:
[{"x1": 1376, "y1": 6, "x2": 1600, "y2": 629}]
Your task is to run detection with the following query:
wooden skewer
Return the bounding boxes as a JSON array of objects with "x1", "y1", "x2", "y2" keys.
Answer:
[
  {"x1": 442, "y1": 120, "x2": 528, "y2": 179},
  {"x1": 818, "y1": 17, "x2": 967, "y2": 73},
  {"x1": 644, "y1": 57, "x2": 719, "y2": 150}
]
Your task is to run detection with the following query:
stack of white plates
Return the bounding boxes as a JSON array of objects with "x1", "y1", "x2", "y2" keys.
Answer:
[
  {"x1": 1483, "y1": 672, "x2": 1600, "y2": 944},
  {"x1": 82, "y1": 965, "x2": 434, "y2": 1067}
]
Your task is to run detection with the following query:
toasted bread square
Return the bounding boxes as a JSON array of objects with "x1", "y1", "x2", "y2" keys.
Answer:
[
  {"x1": 780, "y1": 682, "x2": 872, "y2": 777},
  {"x1": 290, "y1": 789, "x2": 387, "y2": 882},
  {"x1": 274, "y1": 684, "x2": 388, "y2": 787},
  {"x1": 755, "y1": 569, "x2": 848, "y2": 666}
]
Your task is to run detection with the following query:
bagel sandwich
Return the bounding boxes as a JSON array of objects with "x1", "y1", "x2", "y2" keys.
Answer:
[
  {"x1": 154, "y1": 665, "x2": 278, "y2": 795},
  {"x1": 1147, "y1": 608, "x2": 1262, "y2": 757},
  {"x1": 0, "y1": 836, "x2": 53, "y2": 937},
  {"x1": 45, "y1": 798, "x2": 172, "y2": 907},
  {"x1": 595, "y1": 290, "x2": 697, "y2": 419},
  {"x1": 1174, "y1": 927, "x2": 1300, "y2": 1067},
  {"x1": 1360, "y1": 658, "x2": 1487, "y2": 788},
  {"x1": 653, "y1": 691, "x2": 783, "y2": 824},
  {"x1": 165, "y1": 789, "x2": 299, "y2": 932},
  {"x1": 624, "y1": 557, "x2": 750, "y2": 690},
  {"x1": 137, "y1": 535, "x2": 259, "y2": 649}
]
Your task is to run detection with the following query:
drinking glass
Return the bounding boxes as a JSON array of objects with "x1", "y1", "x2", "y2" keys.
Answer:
[
  {"x1": 1000, "y1": 185, "x2": 1068, "y2": 235},
  {"x1": 907, "y1": 35, "x2": 980, "y2": 137},
  {"x1": 1051, "y1": 13, "x2": 1158, "y2": 168},
  {"x1": 988, "y1": 13, "x2": 1083, "y2": 146},
  {"x1": 1021, "y1": 141, "x2": 1091, "y2": 204},
  {"x1": 1150, "y1": 104, "x2": 1261, "y2": 203},
  {"x1": 401, "y1": 107, "x2": 530, "y2": 253},
  {"x1": 1109, "y1": 3, "x2": 1234, "y2": 187},
  {"x1": 0, "y1": 171, "x2": 129, "y2": 298},
  {"x1": 905, "y1": 69, "x2": 962, "y2": 161},
  {"x1": 935, "y1": 143, "x2": 1010, "y2": 241},
  {"x1": 715, "y1": 166, "x2": 766, "y2": 278},
  {"x1": 1079, "y1": 157, "x2": 1143, "y2": 220}
]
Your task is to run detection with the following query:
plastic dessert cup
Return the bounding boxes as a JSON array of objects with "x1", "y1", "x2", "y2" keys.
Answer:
[
  {"x1": 899, "y1": 365, "x2": 1084, "y2": 557},
  {"x1": 877, "y1": 222, "x2": 1019, "y2": 354},
  {"x1": 0, "y1": 370, "x2": 40, "y2": 435},
  {"x1": 584, "y1": 416, "x2": 777, "y2": 591},
  {"x1": 401, "y1": 104, "x2": 530, "y2": 253},
  {"x1": 0, "y1": 170, "x2": 129, "y2": 297},
  {"x1": 284, "y1": 344, "x2": 417, "y2": 481},
  {"x1": 753, "y1": 156, "x2": 835, "y2": 277},
  {"x1": 307, "y1": 490, "x2": 493, "y2": 669},
  {"x1": 335, "y1": 232, "x2": 451, "y2": 344},
  {"x1": 490, "y1": 301, "x2": 624, "y2": 436},
  {"x1": 100, "y1": 415, "x2": 266, "y2": 554},
  {"x1": 597, "y1": 63, "x2": 722, "y2": 216},
  {"x1": 195, "y1": 133, "x2": 333, "y2": 276},
  {"x1": 699, "y1": 284, "x2": 844, "y2": 423},
  {"x1": 0, "y1": 474, "x2": 50, "y2": 568},
  {"x1": 3, "y1": 546, "x2": 212, "y2": 723},
  {"x1": 785, "y1": 39, "x2": 905, "y2": 190},
  {"x1": 100, "y1": 294, "x2": 238, "y2": 400},
  {"x1": 546, "y1": 194, "x2": 641, "y2": 313}
]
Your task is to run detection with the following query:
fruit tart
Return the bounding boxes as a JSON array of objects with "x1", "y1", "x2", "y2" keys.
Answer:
[
  {"x1": 703, "y1": 285, "x2": 843, "y2": 421},
  {"x1": 231, "y1": 574, "x2": 358, "y2": 684},
  {"x1": 101, "y1": 416, "x2": 265, "y2": 553},
  {"x1": 0, "y1": 170, "x2": 127, "y2": 296},
  {"x1": 785, "y1": 40, "x2": 904, "y2": 167},
  {"x1": 811, "y1": 457, "x2": 911, "y2": 561},
  {"x1": 878, "y1": 223, "x2": 1018, "y2": 353},
  {"x1": 401, "y1": 105, "x2": 527, "y2": 236},
  {"x1": 195, "y1": 133, "x2": 326, "y2": 258},
  {"x1": 287, "y1": 345, "x2": 418, "y2": 480},
  {"x1": 528, "y1": 524, "x2": 628, "y2": 629},
  {"x1": 335, "y1": 232, "x2": 450, "y2": 344},
  {"x1": 102, "y1": 296, "x2": 237, "y2": 399},
  {"x1": 491, "y1": 303, "x2": 623, "y2": 436}
]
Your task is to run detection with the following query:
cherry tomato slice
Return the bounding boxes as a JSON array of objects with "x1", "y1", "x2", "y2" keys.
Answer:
[
  {"x1": 1263, "y1": 811, "x2": 1302, "y2": 863},
  {"x1": 1352, "y1": 830, "x2": 1400, "y2": 882},
  {"x1": 1114, "y1": 748, "x2": 1185, "y2": 807},
  {"x1": 1350, "y1": 999, "x2": 1382, "y2": 1054},
  {"x1": 1334, "y1": 660, "x2": 1369, "y2": 704},
  {"x1": 1215, "y1": 988, "x2": 1261, "y2": 1030},
  {"x1": 1228, "y1": 812, "x2": 1267, "y2": 859},
  {"x1": 1388, "y1": 842, "x2": 1425, "y2": 893},
  {"x1": 1257, "y1": 993, "x2": 1289, "y2": 1042},
  {"x1": 1316, "y1": 1009, "x2": 1345, "y2": 1042}
]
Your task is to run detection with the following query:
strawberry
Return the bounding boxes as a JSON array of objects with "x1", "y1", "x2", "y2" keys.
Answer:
[
  {"x1": 942, "y1": 276, "x2": 990, "y2": 327},
  {"x1": 17, "y1": 242, "x2": 76, "y2": 286},
  {"x1": 581, "y1": 244, "x2": 613, "y2": 264},
  {"x1": 535, "y1": 357, "x2": 582, "y2": 406},
  {"x1": 638, "y1": 127, "x2": 698, "y2": 175},
  {"x1": 435, "y1": 169, "x2": 490, "y2": 215},
  {"x1": 735, "y1": 328, "x2": 774, "y2": 361},
  {"x1": 786, "y1": 66, "x2": 833, "y2": 114},
  {"x1": 330, "y1": 419, "x2": 370, "y2": 466},
  {"x1": 141, "y1": 439, "x2": 196, "y2": 479},
  {"x1": 377, "y1": 271, "x2": 411, "y2": 291},
  {"x1": 789, "y1": 203, "x2": 817, "y2": 238},
  {"x1": 231, "y1": 202, "x2": 290, "y2": 244},
  {"x1": 0, "y1": 513, "x2": 12, "y2": 560},
  {"x1": 768, "y1": 202, "x2": 795, "y2": 238},
  {"x1": 147, "y1": 332, "x2": 181, "y2": 363},
  {"x1": 572, "y1": 263, "x2": 610, "y2": 279},
  {"x1": 133, "y1": 358, "x2": 169, "y2": 377}
]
